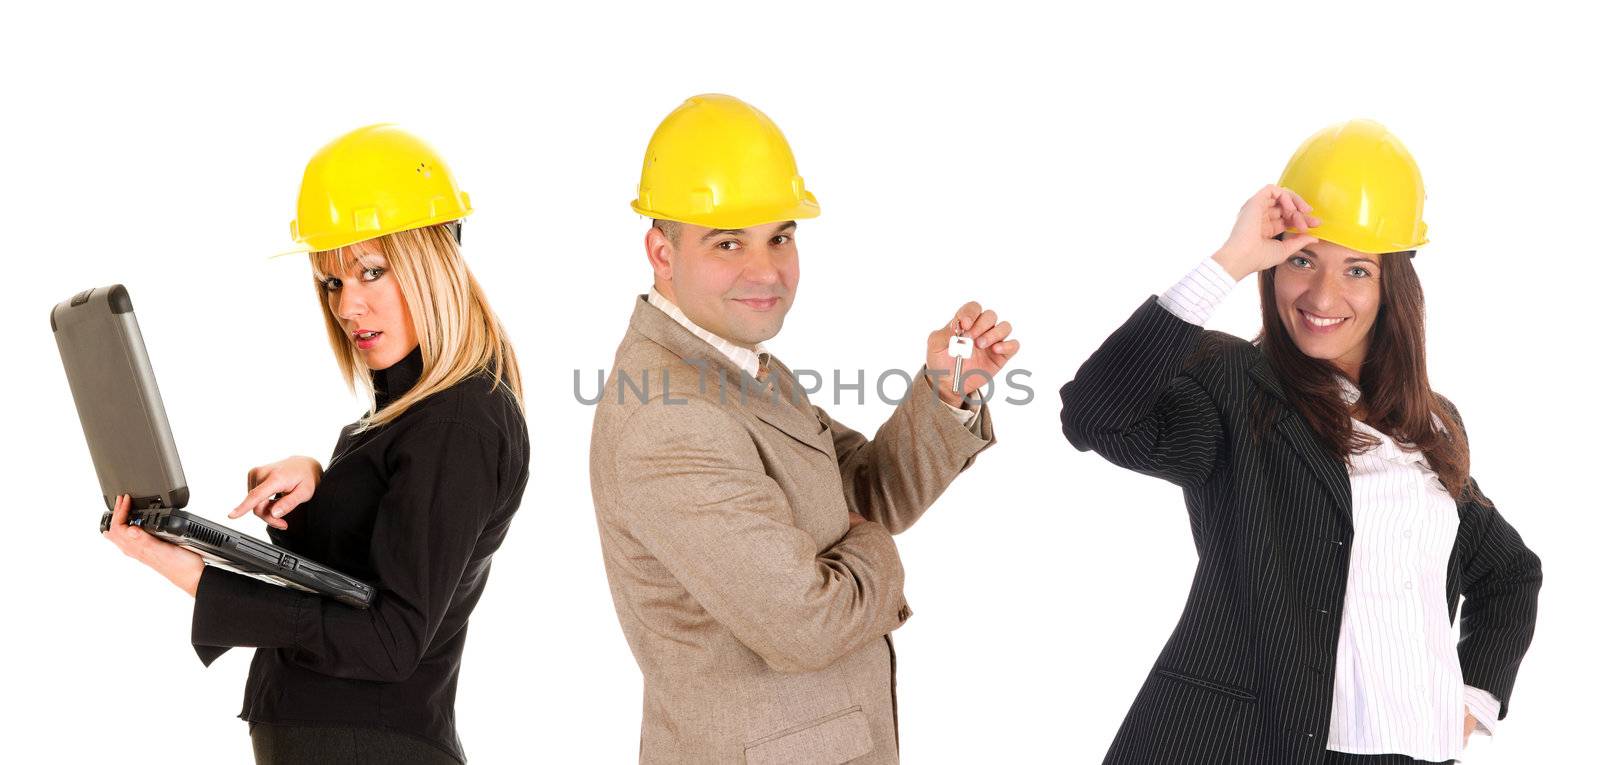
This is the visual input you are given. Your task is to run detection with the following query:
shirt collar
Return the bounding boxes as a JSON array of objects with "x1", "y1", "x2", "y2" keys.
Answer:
[
  {"x1": 1341, "y1": 376, "x2": 1431, "y2": 466},
  {"x1": 1336, "y1": 375, "x2": 1361, "y2": 405},
  {"x1": 371, "y1": 344, "x2": 424, "y2": 409},
  {"x1": 647, "y1": 287, "x2": 769, "y2": 379}
]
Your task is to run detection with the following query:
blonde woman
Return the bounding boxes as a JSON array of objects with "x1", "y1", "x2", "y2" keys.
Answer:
[{"x1": 102, "y1": 125, "x2": 528, "y2": 765}]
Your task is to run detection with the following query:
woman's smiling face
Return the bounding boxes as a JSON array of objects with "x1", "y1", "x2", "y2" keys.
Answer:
[{"x1": 1272, "y1": 241, "x2": 1383, "y2": 380}]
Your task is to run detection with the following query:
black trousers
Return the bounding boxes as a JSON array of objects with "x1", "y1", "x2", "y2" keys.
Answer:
[
  {"x1": 249, "y1": 723, "x2": 460, "y2": 765},
  {"x1": 1324, "y1": 751, "x2": 1454, "y2": 764}
]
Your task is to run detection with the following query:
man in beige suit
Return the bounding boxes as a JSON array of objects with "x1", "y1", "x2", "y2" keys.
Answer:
[{"x1": 591, "y1": 94, "x2": 1020, "y2": 764}]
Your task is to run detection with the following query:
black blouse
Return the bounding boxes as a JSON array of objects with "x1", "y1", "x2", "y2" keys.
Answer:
[{"x1": 191, "y1": 346, "x2": 530, "y2": 763}]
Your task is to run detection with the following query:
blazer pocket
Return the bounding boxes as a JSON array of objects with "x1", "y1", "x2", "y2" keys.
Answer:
[
  {"x1": 1153, "y1": 666, "x2": 1258, "y2": 702},
  {"x1": 744, "y1": 705, "x2": 873, "y2": 765}
]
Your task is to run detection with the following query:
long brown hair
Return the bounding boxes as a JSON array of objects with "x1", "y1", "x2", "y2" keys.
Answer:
[
  {"x1": 310, "y1": 224, "x2": 523, "y2": 431},
  {"x1": 1255, "y1": 252, "x2": 1482, "y2": 503}
]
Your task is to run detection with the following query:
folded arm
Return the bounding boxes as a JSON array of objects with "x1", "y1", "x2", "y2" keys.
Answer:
[{"x1": 609, "y1": 396, "x2": 909, "y2": 674}]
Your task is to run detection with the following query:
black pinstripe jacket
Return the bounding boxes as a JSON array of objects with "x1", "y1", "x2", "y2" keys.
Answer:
[{"x1": 1058, "y1": 296, "x2": 1541, "y2": 765}]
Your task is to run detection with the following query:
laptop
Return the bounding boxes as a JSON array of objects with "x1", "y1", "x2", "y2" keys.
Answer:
[{"x1": 52, "y1": 284, "x2": 376, "y2": 608}]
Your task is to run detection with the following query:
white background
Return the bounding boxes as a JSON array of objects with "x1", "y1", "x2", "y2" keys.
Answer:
[{"x1": 2, "y1": 1, "x2": 1593, "y2": 762}]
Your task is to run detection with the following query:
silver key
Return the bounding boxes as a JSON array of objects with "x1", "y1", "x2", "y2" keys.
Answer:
[{"x1": 947, "y1": 335, "x2": 973, "y2": 393}]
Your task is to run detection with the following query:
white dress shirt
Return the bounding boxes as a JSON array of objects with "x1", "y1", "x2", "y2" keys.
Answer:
[
  {"x1": 1157, "y1": 257, "x2": 1501, "y2": 761},
  {"x1": 646, "y1": 288, "x2": 980, "y2": 426}
]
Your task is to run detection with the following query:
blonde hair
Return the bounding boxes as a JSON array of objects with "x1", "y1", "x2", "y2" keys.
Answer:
[{"x1": 310, "y1": 224, "x2": 523, "y2": 430}]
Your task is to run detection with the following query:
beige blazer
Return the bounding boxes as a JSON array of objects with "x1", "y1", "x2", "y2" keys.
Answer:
[{"x1": 590, "y1": 296, "x2": 995, "y2": 764}]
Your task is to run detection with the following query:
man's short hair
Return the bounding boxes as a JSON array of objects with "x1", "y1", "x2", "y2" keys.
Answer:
[{"x1": 652, "y1": 219, "x2": 681, "y2": 247}]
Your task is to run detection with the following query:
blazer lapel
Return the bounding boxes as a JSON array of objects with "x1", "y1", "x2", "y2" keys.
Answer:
[
  {"x1": 741, "y1": 365, "x2": 834, "y2": 458},
  {"x1": 626, "y1": 295, "x2": 834, "y2": 458},
  {"x1": 1248, "y1": 356, "x2": 1353, "y2": 525}
]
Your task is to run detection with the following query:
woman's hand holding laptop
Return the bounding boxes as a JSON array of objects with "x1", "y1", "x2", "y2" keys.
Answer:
[{"x1": 102, "y1": 494, "x2": 204, "y2": 596}]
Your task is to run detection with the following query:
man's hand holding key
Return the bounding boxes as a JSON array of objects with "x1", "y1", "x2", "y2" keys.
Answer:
[{"x1": 926, "y1": 301, "x2": 1020, "y2": 408}]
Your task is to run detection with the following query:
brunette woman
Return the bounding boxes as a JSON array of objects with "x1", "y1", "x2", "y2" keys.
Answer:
[{"x1": 1059, "y1": 120, "x2": 1540, "y2": 764}]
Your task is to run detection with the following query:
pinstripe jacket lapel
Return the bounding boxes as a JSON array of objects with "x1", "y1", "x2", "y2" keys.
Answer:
[
  {"x1": 1246, "y1": 354, "x2": 1478, "y2": 622},
  {"x1": 1247, "y1": 356, "x2": 1354, "y2": 530}
]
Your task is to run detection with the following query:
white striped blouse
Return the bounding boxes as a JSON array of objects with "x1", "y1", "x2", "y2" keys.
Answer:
[{"x1": 1157, "y1": 256, "x2": 1501, "y2": 761}]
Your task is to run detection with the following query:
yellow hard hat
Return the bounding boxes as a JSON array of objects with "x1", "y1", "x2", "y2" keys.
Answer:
[
  {"x1": 287, "y1": 124, "x2": 472, "y2": 253},
  {"x1": 1278, "y1": 119, "x2": 1427, "y2": 255},
  {"x1": 631, "y1": 94, "x2": 820, "y2": 229}
]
